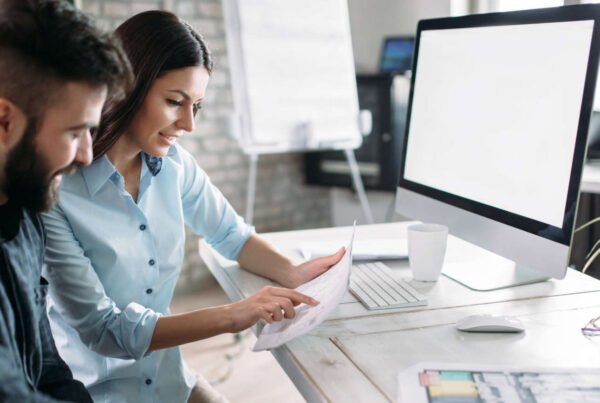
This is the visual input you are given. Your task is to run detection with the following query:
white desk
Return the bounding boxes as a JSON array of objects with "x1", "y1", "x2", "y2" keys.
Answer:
[{"x1": 199, "y1": 222, "x2": 600, "y2": 402}]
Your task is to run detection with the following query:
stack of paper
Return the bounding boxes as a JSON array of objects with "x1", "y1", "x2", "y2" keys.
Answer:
[{"x1": 299, "y1": 239, "x2": 407, "y2": 261}]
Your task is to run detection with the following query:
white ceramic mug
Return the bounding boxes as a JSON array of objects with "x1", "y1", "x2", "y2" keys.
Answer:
[{"x1": 407, "y1": 223, "x2": 448, "y2": 282}]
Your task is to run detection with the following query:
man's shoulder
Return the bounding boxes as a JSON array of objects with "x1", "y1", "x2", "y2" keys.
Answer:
[{"x1": 22, "y1": 209, "x2": 45, "y2": 239}]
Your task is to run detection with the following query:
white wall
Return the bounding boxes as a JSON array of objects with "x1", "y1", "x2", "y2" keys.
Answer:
[{"x1": 348, "y1": 0, "x2": 451, "y2": 73}]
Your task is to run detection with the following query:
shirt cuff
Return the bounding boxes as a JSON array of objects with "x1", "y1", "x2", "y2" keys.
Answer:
[
  {"x1": 213, "y1": 220, "x2": 255, "y2": 261},
  {"x1": 120, "y1": 302, "x2": 161, "y2": 360}
]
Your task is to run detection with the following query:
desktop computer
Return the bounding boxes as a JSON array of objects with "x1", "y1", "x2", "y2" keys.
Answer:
[
  {"x1": 395, "y1": 5, "x2": 600, "y2": 290},
  {"x1": 379, "y1": 36, "x2": 415, "y2": 75}
]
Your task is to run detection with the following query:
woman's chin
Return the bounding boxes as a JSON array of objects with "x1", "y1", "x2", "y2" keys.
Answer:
[{"x1": 144, "y1": 146, "x2": 170, "y2": 158}]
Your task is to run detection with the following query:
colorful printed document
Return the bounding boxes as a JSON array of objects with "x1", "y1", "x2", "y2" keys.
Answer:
[
  {"x1": 397, "y1": 362, "x2": 600, "y2": 402},
  {"x1": 253, "y1": 224, "x2": 355, "y2": 351}
]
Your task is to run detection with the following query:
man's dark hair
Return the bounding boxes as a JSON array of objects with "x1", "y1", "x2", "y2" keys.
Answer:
[
  {"x1": 0, "y1": 0, "x2": 132, "y2": 120},
  {"x1": 93, "y1": 10, "x2": 213, "y2": 159}
]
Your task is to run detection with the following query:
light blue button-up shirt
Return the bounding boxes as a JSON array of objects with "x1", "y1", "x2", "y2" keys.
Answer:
[{"x1": 42, "y1": 144, "x2": 253, "y2": 403}]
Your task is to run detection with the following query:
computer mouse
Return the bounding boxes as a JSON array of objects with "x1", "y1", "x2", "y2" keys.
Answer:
[{"x1": 455, "y1": 314, "x2": 525, "y2": 333}]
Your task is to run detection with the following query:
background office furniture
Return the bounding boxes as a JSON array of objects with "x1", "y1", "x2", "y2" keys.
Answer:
[
  {"x1": 199, "y1": 222, "x2": 600, "y2": 402},
  {"x1": 305, "y1": 74, "x2": 409, "y2": 191},
  {"x1": 572, "y1": 163, "x2": 600, "y2": 279}
]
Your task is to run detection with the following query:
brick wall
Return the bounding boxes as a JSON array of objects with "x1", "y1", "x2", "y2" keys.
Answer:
[{"x1": 78, "y1": 0, "x2": 332, "y2": 290}]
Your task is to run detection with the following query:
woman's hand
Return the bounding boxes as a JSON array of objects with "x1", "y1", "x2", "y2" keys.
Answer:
[
  {"x1": 225, "y1": 286, "x2": 318, "y2": 333},
  {"x1": 285, "y1": 247, "x2": 345, "y2": 288}
]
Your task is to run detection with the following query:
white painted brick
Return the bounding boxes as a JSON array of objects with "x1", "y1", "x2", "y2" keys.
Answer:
[
  {"x1": 80, "y1": 0, "x2": 101, "y2": 16},
  {"x1": 187, "y1": 18, "x2": 220, "y2": 37},
  {"x1": 175, "y1": 0, "x2": 195, "y2": 17},
  {"x1": 194, "y1": 119, "x2": 223, "y2": 137},
  {"x1": 103, "y1": 1, "x2": 130, "y2": 17},
  {"x1": 131, "y1": 2, "x2": 162, "y2": 14},
  {"x1": 198, "y1": 2, "x2": 222, "y2": 18},
  {"x1": 195, "y1": 154, "x2": 221, "y2": 170}
]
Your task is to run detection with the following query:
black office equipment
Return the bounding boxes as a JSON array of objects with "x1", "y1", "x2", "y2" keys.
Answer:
[
  {"x1": 379, "y1": 36, "x2": 415, "y2": 74},
  {"x1": 304, "y1": 74, "x2": 407, "y2": 191},
  {"x1": 586, "y1": 111, "x2": 600, "y2": 160}
]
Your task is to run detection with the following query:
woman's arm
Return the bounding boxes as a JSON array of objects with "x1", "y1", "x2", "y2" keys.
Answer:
[
  {"x1": 44, "y1": 204, "x2": 319, "y2": 356},
  {"x1": 42, "y1": 204, "x2": 159, "y2": 360},
  {"x1": 237, "y1": 234, "x2": 345, "y2": 288},
  {"x1": 177, "y1": 147, "x2": 344, "y2": 285},
  {"x1": 148, "y1": 285, "x2": 317, "y2": 351}
]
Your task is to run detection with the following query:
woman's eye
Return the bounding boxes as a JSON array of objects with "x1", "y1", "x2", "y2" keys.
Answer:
[
  {"x1": 192, "y1": 103, "x2": 202, "y2": 116},
  {"x1": 167, "y1": 99, "x2": 183, "y2": 107}
]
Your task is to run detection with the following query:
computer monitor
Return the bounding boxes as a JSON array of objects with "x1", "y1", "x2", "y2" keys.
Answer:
[
  {"x1": 395, "y1": 5, "x2": 600, "y2": 291},
  {"x1": 379, "y1": 36, "x2": 415, "y2": 74}
]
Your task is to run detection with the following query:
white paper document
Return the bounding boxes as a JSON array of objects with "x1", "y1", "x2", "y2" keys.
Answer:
[
  {"x1": 299, "y1": 239, "x2": 407, "y2": 261},
  {"x1": 253, "y1": 226, "x2": 355, "y2": 351}
]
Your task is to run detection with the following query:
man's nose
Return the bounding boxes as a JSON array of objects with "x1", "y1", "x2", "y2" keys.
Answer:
[{"x1": 74, "y1": 130, "x2": 93, "y2": 166}]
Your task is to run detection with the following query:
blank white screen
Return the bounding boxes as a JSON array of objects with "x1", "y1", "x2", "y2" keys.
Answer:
[{"x1": 404, "y1": 21, "x2": 594, "y2": 227}]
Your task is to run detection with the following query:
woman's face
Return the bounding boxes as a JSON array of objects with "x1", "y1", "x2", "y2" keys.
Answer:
[{"x1": 128, "y1": 65, "x2": 209, "y2": 156}]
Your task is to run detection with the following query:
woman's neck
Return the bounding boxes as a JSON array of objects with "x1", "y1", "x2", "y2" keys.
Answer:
[
  {"x1": 106, "y1": 135, "x2": 142, "y2": 177},
  {"x1": 106, "y1": 135, "x2": 143, "y2": 201}
]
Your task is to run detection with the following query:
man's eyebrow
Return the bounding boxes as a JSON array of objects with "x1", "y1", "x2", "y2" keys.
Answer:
[{"x1": 66, "y1": 123, "x2": 96, "y2": 131}]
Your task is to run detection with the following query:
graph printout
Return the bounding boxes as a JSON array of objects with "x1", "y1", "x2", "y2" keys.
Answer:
[{"x1": 397, "y1": 363, "x2": 600, "y2": 403}]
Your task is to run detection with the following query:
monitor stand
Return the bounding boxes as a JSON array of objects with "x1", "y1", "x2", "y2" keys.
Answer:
[{"x1": 442, "y1": 259, "x2": 549, "y2": 291}]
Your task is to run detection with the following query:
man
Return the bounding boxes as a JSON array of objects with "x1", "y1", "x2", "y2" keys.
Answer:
[{"x1": 0, "y1": 0, "x2": 131, "y2": 400}]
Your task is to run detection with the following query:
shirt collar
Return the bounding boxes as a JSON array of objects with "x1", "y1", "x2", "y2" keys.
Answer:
[
  {"x1": 81, "y1": 153, "x2": 163, "y2": 196},
  {"x1": 81, "y1": 155, "x2": 118, "y2": 196}
]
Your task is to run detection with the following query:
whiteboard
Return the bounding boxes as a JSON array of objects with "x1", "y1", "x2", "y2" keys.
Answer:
[{"x1": 223, "y1": 0, "x2": 363, "y2": 154}]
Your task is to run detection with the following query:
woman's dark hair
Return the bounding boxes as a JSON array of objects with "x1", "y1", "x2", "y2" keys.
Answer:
[{"x1": 93, "y1": 10, "x2": 213, "y2": 159}]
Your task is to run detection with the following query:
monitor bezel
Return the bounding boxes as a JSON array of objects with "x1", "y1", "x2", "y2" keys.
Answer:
[{"x1": 398, "y1": 5, "x2": 600, "y2": 247}]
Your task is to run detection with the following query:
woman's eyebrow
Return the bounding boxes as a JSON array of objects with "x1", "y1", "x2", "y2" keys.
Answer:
[
  {"x1": 167, "y1": 89, "x2": 203, "y2": 103},
  {"x1": 167, "y1": 89, "x2": 191, "y2": 100}
]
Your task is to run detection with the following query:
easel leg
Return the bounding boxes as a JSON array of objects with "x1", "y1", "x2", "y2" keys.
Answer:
[
  {"x1": 344, "y1": 149, "x2": 375, "y2": 224},
  {"x1": 245, "y1": 154, "x2": 258, "y2": 225}
]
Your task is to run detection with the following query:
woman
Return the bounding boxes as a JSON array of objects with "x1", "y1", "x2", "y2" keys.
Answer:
[{"x1": 42, "y1": 11, "x2": 343, "y2": 403}]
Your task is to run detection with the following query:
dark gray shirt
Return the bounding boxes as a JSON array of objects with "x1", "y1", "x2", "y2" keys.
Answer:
[{"x1": 0, "y1": 199, "x2": 91, "y2": 402}]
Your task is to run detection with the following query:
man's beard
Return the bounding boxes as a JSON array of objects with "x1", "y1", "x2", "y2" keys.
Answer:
[{"x1": 4, "y1": 120, "x2": 73, "y2": 212}]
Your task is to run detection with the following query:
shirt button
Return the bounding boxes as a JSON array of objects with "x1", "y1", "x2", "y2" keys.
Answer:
[
  {"x1": 148, "y1": 259, "x2": 155, "y2": 266},
  {"x1": 146, "y1": 288, "x2": 153, "y2": 294},
  {"x1": 139, "y1": 224, "x2": 146, "y2": 231},
  {"x1": 145, "y1": 378, "x2": 152, "y2": 385}
]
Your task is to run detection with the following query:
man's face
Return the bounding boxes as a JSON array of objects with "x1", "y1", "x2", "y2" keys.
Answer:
[{"x1": 3, "y1": 81, "x2": 107, "y2": 212}]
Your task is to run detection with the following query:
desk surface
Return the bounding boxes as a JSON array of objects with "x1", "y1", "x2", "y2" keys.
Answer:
[{"x1": 199, "y1": 222, "x2": 600, "y2": 402}]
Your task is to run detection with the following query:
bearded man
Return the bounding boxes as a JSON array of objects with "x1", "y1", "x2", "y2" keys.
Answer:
[{"x1": 0, "y1": 0, "x2": 131, "y2": 400}]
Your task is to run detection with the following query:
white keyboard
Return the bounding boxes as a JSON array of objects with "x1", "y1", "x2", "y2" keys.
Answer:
[{"x1": 350, "y1": 262, "x2": 427, "y2": 310}]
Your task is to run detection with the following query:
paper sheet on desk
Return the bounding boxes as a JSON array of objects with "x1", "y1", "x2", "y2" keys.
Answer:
[
  {"x1": 299, "y1": 239, "x2": 407, "y2": 261},
  {"x1": 253, "y1": 225, "x2": 355, "y2": 351}
]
